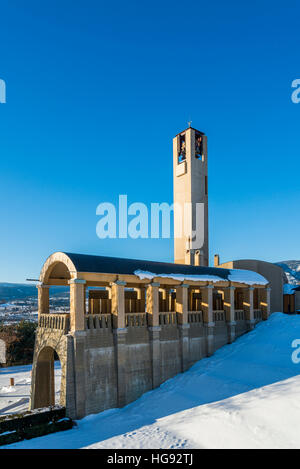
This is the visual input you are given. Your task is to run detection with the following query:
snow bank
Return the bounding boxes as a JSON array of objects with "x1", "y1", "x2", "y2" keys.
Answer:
[{"x1": 134, "y1": 268, "x2": 268, "y2": 286}]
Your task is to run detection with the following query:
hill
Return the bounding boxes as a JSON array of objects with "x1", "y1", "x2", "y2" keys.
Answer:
[
  {"x1": 0, "y1": 283, "x2": 69, "y2": 302},
  {"x1": 276, "y1": 261, "x2": 300, "y2": 285}
]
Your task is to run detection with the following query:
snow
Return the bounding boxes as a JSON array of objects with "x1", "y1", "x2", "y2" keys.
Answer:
[
  {"x1": 134, "y1": 268, "x2": 268, "y2": 286},
  {"x1": 277, "y1": 260, "x2": 300, "y2": 284},
  {"x1": 1, "y1": 313, "x2": 300, "y2": 449},
  {"x1": 0, "y1": 362, "x2": 61, "y2": 416}
]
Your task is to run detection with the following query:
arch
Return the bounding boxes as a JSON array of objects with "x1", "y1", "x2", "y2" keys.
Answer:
[
  {"x1": 40, "y1": 252, "x2": 77, "y2": 284},
  {"x1": 32, "y1": 346, "x2": 63, "y2": 409}
]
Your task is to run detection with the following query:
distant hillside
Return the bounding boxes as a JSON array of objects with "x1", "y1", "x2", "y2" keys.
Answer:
[
  {"x1": 276, "y1": 261, "x2": 300, "y2": 285},
  {"x1": 0, "y1": 283, "x2": 69, "y2": 302}
]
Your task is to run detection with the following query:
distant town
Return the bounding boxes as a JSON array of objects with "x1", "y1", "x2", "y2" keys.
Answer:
[{"x1": 0, "y1": 284, "x2": 70, "y2": 325}]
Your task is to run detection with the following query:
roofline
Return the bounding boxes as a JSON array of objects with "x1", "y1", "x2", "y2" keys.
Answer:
[{"x1": 174, "y1": 127, "x2": 205, "y2": 138}]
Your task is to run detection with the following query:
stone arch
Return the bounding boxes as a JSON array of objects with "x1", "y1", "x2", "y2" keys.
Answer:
[
  {"x1": 40, "y1": 252, "x2": 77, "y2": 284},
  {"x1": 31, "y1": 337, "x2": 67, "y2": 409}
]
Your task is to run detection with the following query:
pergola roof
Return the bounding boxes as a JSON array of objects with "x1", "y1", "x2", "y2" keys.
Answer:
[
  {"x1": 40, "y1": 252, "x2": 269, "y2": 287},
  {"x1": 64, "y1": 252, "x2": 230, "y2": 279}
]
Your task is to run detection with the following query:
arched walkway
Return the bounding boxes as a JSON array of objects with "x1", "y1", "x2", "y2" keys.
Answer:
[{"x1": 32, "y1": 346, "x2": 61, "y2": 409}]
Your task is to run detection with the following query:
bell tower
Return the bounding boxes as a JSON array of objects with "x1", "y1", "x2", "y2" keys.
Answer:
[{"x1": 173, "y1": 125, "x2": 209, "y2": 266}]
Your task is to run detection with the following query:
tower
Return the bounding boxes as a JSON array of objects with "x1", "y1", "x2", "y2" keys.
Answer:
[{"x1": 173, "y1": 126, "x2": 209, "y2": 266}]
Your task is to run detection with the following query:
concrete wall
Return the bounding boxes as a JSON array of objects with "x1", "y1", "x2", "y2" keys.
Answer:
[
  {"x1": 218, "y1": 260, "x2": 284, "y2": 313},
  {"x1": 30, "y1": 313, "x2": 253, "y2": 419}
]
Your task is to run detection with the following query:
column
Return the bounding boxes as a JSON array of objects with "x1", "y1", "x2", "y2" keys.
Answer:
[
  {"x1": 260, "y1": 287, "x2": 271, "y2": 320},
  {"x1": 113, "y1": 328, "x2": 128, "y2": 406},
  {"x1": 69, "y1": 279, "x2": 86, "y2": 331},
  {"x1": 201, "y1": 285, "x2": 215, "y2": 356},
  {"x1": 146, "y1": 283, "x2": 160, "y2": 326},
  {"x1": 176, "y1": 284, "x2": 190, "y2": 372},
  {"x1": 72, "y1": 330, "x2": 87, "y2": 418},
  {"x1": 223, "y1": 286, "x2": 236, "y2": 343},
  {"x1": 111, "y1": 281, "x2": 126, "y2": 329},
  {"x1": 111, "y1": 281, "x2": 127, "y2": 406},
  {"x1": 243, "y1": 287, "x2": 255, "y2": 331},
  {"x1": 176, "y1": 284, "x2": 189, "y2": 324},
  {"x1": 37, "y1": 284, "x2": 50, "y2": 319},
  {"x1": 146, "y1": 283, "x2": 161, "y2": 388}
]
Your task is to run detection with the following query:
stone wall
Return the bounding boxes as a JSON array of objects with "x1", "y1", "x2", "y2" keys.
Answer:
[{"x1": 30, "y1": 312, "x2": 254, "y2": 419}]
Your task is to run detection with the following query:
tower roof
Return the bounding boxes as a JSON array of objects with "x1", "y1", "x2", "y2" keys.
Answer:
[{"x1": 175, "y1": 127, "x2": 205, "y2": 137}]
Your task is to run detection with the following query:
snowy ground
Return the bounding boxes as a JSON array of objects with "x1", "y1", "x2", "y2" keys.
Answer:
[
  {"x1": 0, "y1": 362, "x2": 61, "y2": 416},
  {"x1": 1, "y1": 313, "x2": 300, "y2": 449}
]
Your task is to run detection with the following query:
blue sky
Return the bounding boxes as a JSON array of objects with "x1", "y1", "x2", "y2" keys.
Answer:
[{"x1": 0, "y1": 0, "x2": 299, "y2": 283}]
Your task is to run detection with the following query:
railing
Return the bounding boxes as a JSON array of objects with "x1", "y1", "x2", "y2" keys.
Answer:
[
  {"x1": 188, "y1": 311, "x2": 203, "y2": 323},
  {"x1": 159, "y1": 312, "x2": 177, "y2": 326},
  {"x1": 85, "y1": 314, "x2": 112, "y2": 330},
  {"x1": 125, "y1": 312, "x2": 147, "y2": 327},
  {"x1": 254, "y1": 309, "x2": 262, "y2": 320},
  {"x1": 235, "y1": 310, "x2": 245, "y2": 321},
  {"x1": 38, "y1": 313, "x2": 70, "y2": 332},
  {"x1": 213, "y1": 310, "x2": 225, "y2": 322}
]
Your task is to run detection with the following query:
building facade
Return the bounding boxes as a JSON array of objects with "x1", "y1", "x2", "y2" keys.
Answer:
[{"x1": 30, "y1": 252, "x2": 270, "y2": 419}]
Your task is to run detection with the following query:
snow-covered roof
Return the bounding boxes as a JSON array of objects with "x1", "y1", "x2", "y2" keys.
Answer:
[{"x1": 134, "y1": 268, "x2": 268, "y2": 286}]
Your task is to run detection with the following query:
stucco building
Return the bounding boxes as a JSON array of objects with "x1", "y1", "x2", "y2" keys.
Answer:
[
  {"x1": 215, "y1": 258, "x2": 285, "y2": 313},
  {"x1": 30, "y1": 252, "x2": 270, "y2": 418}
]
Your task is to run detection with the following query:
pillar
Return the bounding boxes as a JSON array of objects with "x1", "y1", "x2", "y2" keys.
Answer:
[
  {"x1": 243, "y1": 287, "x2": 255, "y2": 331},
  {"x1": 223, "y1": 286, "x2": 236, "y2": 343},
  {"x1": 111, "y1": 281, "x2": 127, "y2": 406},
  {"x1": 111, "y1": 281, "x2": 126, "y2": 329},
  {"x1": 72, "y1": 330, "x2": 86, "y2": 418},
  {"x1": 148, "y1": 326, "x2": 161, "y2": 388},
  {"x1": 261, "y1": 287, "x2": 271, "y2": 320},
  {"x1": 146, "y1": 283, "x2": 160, "y2": 326},
  {"x1": 69, "y1": 279, "x2": 86, "y2": 331},
  {"x1": 176, "y1": 284, "x2": 190, "y2": 372},
  {"x1": 176, "y1": 284, "x2": 189, "y2": 324},
  {"x1": 201, "y1": 285, "x2": 214, "y2": 356},
  {"x1": 113, "y1": 328, "x2": 128, "y2": 407},
  {"x1": 146, "y1": 283, "x2": 161, "y2": 387},
  {"x1": 37, "y1": 284, "x2": 50, "y2": 318}
]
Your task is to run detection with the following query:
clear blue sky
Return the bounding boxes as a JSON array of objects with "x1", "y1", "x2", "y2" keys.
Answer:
[{"x1": 0, "y1": 0, "x2": 299, "y2": 283}]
